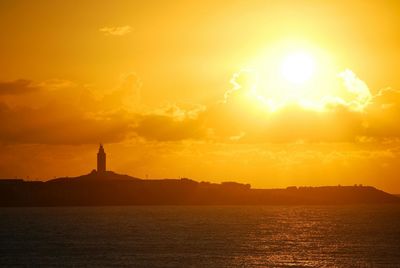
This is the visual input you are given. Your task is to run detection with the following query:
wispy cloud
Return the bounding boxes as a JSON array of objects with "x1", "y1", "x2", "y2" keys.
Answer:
[{"x1": 99, "y1": 25, "x2": 132, "y2": 36}]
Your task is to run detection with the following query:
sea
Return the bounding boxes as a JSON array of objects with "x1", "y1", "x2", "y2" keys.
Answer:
[{"x1": 0, "y1": 205, "x2": 400, "y2": 267}]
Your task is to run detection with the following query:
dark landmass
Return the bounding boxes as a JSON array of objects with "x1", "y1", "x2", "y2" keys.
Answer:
[{"x1": 0, "y1": 171, "x2": 399, "y2": 206}]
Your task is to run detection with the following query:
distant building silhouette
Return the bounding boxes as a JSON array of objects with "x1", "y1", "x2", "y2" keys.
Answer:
[{"x1": 97, "y1": 144, "x2": 106, "y2": 173}]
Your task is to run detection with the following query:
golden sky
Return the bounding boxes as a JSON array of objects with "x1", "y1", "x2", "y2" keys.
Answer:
[{"x1": 1, "y1": 0, "x2": 400, "y2": 192}]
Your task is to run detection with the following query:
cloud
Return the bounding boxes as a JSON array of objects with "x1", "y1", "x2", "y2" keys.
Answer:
[
  {"x1": 223, "y1": 69, "x2": 258, "y2": 104},
  {"x1": 0, "y1": 101, "x2": 134, "y2": 145},
  {"x1": 0, "y1": 79, "x2": 40, "y2": 95},
  {"x1": 1, "y1": 69, "x2": 400, "y2": 146},
  {"x1": 363, "y1": 87, "x2": 400, "y2": 137},
  {"x1": 205, "y1": 68, "x2": 400, "y2": 143},
  {"x1": 203, "y1": 102, "x2": 363, "y2": 143},
  {"x1": 134, "y1": 114, "x2": 204, "y2": 142},
  {"x1": 337, "y1": 69, "x2": 372, "y2": 111},
  {"x1": 0, "y1": 78, "x2": 136, "y2": 145},
  {"x1": 99, "y1": 25, "x2": 132, "y2": 36},
  {"x1": 0, "y1": 76, "x2": 204, "y2": 145},
  {"x1": 37, "y1": 79, "x2": 77, "y2": 89},
  {"x1": 134, "y1": 104, "x2": 207, "y2": 141}
]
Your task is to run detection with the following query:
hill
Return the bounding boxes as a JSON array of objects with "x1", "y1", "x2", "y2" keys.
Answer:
[{"x1": 0, "y1": 171, "x2": 399, "y2": 206}]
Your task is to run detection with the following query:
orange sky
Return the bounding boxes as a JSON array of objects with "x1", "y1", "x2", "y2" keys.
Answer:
[{"x1": 1, "y1": 0, "x2": 400, "y2": 192}]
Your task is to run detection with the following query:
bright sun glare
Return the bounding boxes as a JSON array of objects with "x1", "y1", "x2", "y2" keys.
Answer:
[
  {"x1": 242, "y1": 44, "x2": 370, "y2": 113},
  {"x1": 280, "y1": 52, "x2": 316, "y2": 85}
]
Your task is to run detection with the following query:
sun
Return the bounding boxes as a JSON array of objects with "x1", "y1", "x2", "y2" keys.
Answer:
[
  {"x1": 280, "y1": 52, "x2": 316, "y2": 85},
  {"x1": 243, "y1": 44, "x2": 347, "y2": 112}
]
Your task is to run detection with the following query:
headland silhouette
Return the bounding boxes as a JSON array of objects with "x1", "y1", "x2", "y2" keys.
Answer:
[{"x1": 0, "y1": 145, "x2": 399, "y2": 206}]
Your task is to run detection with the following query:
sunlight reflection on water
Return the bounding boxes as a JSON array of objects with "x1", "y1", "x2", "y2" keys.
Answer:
[{"x1": 0, "y1": 205, "x2": 399, "y2": 267}]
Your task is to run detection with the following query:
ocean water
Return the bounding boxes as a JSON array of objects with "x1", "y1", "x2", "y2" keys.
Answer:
[{"x1": 0, "y1": 206, "x2": 400, "y2": 267}]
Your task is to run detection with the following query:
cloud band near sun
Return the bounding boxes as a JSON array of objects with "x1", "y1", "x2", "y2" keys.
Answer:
[{"x1": 0, "y1": 66, "x2": 400, "y2": 145}]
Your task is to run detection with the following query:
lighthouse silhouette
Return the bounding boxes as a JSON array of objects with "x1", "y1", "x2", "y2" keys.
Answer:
[{"x1": 97, "y1": 144, "x2": 106, "y2": 173}]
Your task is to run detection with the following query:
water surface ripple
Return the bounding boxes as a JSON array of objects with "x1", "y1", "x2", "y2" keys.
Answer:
[{"x1": 0, "y1": 205, "x2": 399, "y2": 267}]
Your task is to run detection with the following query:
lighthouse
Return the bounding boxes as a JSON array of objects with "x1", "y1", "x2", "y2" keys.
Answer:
[{"x1": 97, "y1": 144, "x2": 106, "y2": 173}]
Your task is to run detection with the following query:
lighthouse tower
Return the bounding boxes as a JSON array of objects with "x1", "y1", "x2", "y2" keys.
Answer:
[{"x1": 97, "y1": 144, "x2": 106, "y2": 173}]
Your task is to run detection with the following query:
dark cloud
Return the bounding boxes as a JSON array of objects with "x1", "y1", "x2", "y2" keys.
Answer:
[
  {"x1": 0, "y1": 79, "x2": 40, "y2": 95},
  {"x1": 0, "y1": 102, "x2": 134, "y2": 145},
  {"x1": 0, "y1": 76, "x2": 204, "y2": 145},
  {"x1": 134, "y1": 114, "x2": 205, "y2": 141}
]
